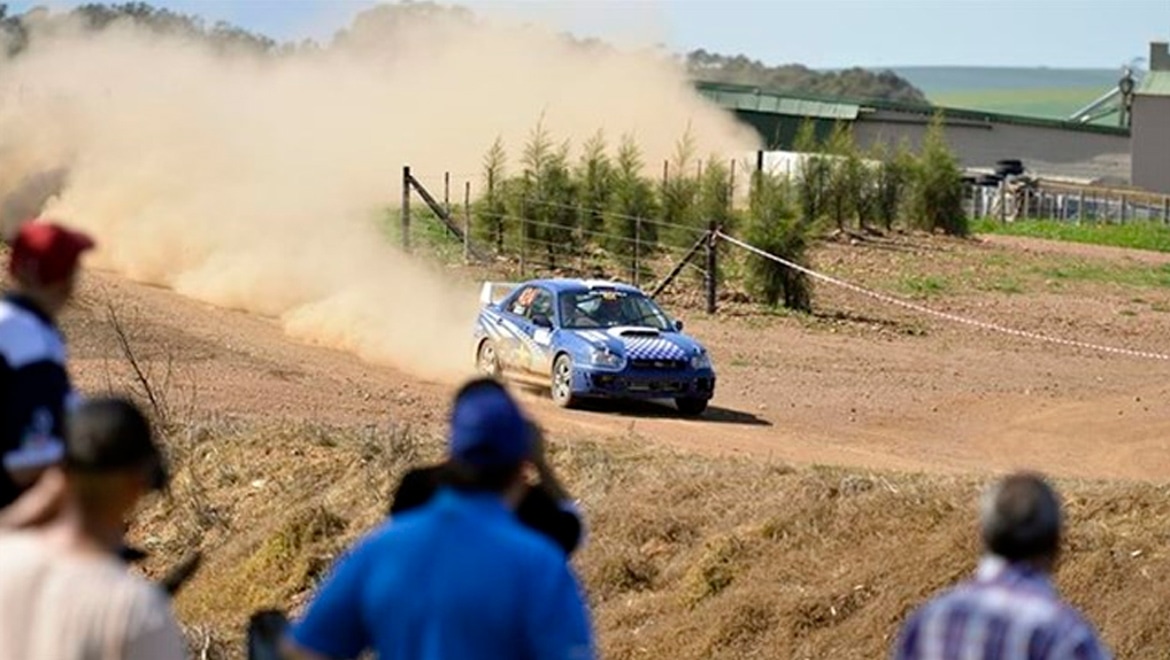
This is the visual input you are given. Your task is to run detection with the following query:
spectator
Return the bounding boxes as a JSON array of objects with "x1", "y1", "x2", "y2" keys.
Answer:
[
  {"x1": 892, "y1": 471, "x2": 1112, "y2": 660},
  {"x1": 283, "y1": 377, "x2": 596, "y2": 660},
  {"x1": 390, "y1": 407, "x2": 584, "y2": 557},
  {"x1": 0, "y1": 396, "x2": 185, "y2": 660},
  {"x1": 0, "y1": 220, "x2": 95, "y2": 507}
]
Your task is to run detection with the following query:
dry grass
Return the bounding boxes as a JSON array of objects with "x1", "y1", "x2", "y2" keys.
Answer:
[{"x1": 128, "y1": 416, "x2": 1170, "y2": 660}]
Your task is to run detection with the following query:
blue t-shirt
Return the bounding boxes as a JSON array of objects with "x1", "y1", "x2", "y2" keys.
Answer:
[{"x1": 290, "y1": 488, "x2": 595, "y2": 660}]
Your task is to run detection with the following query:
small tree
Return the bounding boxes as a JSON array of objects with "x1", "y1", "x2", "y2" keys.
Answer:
[
  {"x1": 472, "y1": 137, "x2": 509, "y2": 253},
  {"x1": 824, "y1": 121, "x2": 862, "y2": 233},
  {"x1": 659, "y1": 128, "x2": 701, "y2": 250},
  {"x1": 792, "y1": 119, "x2": 831, "y2": 228},
  {"x1": 907, "y1": 113, "x2": 967, "y2": 236},
  {"x1": 575, "y1": 129, "x2": 614, "y2": 240},
  {"x1": 744, "y1": 170, "x2": 813, "y2": 311},
  {"x1": 538, "y1": 140, "x2": 578, "y2": 269},
  {"x1": 605, "y1": 134, "x2": 658, "y2": 282},
  {"x1": 871, "y1": 139, "x2": 914, "y2": 232}
]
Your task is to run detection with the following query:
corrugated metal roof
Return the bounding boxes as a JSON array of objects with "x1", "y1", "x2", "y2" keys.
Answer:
[
  {"x1": 696, "y1": 86, "x2": 860, "y2": 120},
  {"x1": 1136, "y1": 70, "x2": 1170, "y2": 97},
  {"x1": 693, "y1": 80, "x2": 1130, "y2": 137}
]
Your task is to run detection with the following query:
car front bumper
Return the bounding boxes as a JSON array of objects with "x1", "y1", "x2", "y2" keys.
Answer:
[{"x1": 571, "y1": 365, "x2": 716, "y2": 400}]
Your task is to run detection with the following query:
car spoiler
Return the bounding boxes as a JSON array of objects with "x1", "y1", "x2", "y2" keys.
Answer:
[{"x1": 479, "y1": 281, "x2": 520, "y2": 307}]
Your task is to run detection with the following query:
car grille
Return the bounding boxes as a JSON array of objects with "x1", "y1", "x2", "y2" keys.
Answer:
[{"x1": 628, "y1": 358, "x2": 687, "y2": 370}]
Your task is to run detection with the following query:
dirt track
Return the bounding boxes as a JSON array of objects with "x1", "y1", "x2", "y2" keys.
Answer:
[{"x1": 64, "y1": 232, "x2": 1170, "y2": 483}]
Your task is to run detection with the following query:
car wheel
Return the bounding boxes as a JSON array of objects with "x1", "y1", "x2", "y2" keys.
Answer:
[
  {"x1": 551, "y1": 354, "x2": 578, "y2": 409},
  {"x1": 675, "y1": 397, "x2": 708, "y2": 417},
  {"x1": 476, "y1": 339, "x2": 501, "y2": 377}
]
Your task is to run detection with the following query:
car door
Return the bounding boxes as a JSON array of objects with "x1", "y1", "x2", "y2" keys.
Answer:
[
  {"x1": 520, "y1": 287, "x2": 557, "y2": 375},
  {"x1": 494, "y1": 285, "x2": 539, "y2": 372}
]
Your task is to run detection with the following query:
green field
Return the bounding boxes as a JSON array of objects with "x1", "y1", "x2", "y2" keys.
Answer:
[
  {"x1": 973, "y1": 218, "x2": 1170, "y2": 253},
  {"x1": 930, "y1": 87, "x2": 1107, "y2": 120},
  {"x1": 891, "y1": 66, "x2": 1121, "y2": 120}
]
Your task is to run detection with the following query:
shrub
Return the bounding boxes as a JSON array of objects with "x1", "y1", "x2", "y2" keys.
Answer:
[
  {"x1": 907, "y1": 112, "x2": 967, "y2": 236},
  {"x1": 744, "y1": 170, "x2": 813, "y2": 311}
]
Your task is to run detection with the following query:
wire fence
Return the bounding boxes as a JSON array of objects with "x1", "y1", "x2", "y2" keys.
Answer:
[
  {"x1": 399, "y1": 166, "x2": 720, "y2": 292},
  {"x1": 967, "y1": 179, "x2": 1170, "y2": 225}
]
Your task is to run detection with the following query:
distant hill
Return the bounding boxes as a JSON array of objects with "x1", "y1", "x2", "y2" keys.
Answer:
[{"x1": 888, "y1": 66, "x2": 1127, "y2": 120}]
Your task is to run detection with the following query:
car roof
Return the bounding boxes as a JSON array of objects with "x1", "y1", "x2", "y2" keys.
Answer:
[{"x1": 524, "y1": 278, "x2": 645, "y2": 295}]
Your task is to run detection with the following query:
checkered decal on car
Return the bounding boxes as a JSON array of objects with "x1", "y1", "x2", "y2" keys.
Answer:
[
  {"x1": 576, "y1": 330, "x2": 689, "y2": 361},
  {"x1": 621, "y1": 336, "x2": 689, "y2": 361}
]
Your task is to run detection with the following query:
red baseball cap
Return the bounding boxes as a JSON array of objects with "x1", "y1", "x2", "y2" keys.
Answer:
[{"x1": 7, "y1": 221, "x2": 96, "y2": 285}]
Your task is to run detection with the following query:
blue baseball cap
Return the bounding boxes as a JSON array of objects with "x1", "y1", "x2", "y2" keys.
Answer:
[{"x1": 448, "y1": 380, "x2": 531, "y2": 468}]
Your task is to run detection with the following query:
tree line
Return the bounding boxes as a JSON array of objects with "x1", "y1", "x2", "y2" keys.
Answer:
[
  {"x1": 468, "y1": 115, "x2": 966, "y2": 312},
  {"x1": 0, "y1": 2, "x2": 928, "y2": 105}
]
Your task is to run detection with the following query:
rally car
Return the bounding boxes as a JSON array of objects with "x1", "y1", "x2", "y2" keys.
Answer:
[{"x1": 472, "y1": 278, "x2": 716, "y2": 416}]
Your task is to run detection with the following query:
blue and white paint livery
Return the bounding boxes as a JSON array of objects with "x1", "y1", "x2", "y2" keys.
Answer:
[{"x1": 472, "y1": 278, "x2": 716, "y2": 416}]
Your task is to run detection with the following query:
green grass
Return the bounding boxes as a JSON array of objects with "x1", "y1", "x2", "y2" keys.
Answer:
[
  {"x1": 1035, "y1": 261, "x2": 1170, "y2": 289},
  {"x1": 898, "y1": 274, "x2": 950, "y2": 296},
  {"x1": 973, "y1": 218, "x2": 1170, "y2": 254}
]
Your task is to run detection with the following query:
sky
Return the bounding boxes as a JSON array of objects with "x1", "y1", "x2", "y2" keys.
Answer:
[{"x1": 6, "y1": 0, "x2": 1168, "y2": 70}]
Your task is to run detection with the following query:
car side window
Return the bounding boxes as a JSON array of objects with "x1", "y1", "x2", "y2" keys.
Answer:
[
  {"x1": 528, "y1": 289, "x2": 553, "y2": 322},
  {"x1": 508, "y1": 287, "x2": 553, "y2": 323},
  {"x1": 508, "y1": 287, "x2": 538, "y2": 316}
]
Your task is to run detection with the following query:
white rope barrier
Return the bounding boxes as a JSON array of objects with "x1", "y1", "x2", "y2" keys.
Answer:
[{"x1": 717, "y1": 230, "x2": 1170, "y2": 362}]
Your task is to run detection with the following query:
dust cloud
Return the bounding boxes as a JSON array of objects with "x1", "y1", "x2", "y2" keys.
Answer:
[{"x1": 0, "y1": 5, "x2": 760, "y2": 383}]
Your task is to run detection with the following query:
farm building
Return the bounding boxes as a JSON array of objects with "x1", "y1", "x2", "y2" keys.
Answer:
[
  {"x1": 694, "y1": 81, "x2": 1133, "y2": 185},
  {"x1": 1131, "y1": 41, "x2": 1170, "y2": 195}
]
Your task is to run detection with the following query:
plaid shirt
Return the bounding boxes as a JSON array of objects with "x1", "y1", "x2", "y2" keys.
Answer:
[{"x1": 893, "y1": 556, "x2": 1112, "y2": 660}]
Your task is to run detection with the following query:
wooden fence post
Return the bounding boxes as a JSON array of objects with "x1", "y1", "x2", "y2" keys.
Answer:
[
  {"x1": 463, "y1": 181, "x2": 471, "y2": 264},
  {"x1": 633, "y1": 216, "x2": 641, "y2": 287},
  {"x1": 705, "y1": 221, "x2": 718, "y2": 315},
  {"x1": 401, "y1": 165, "x2": 411, "y2": 253},
  {"x1": 1163, "y1": 196, "x2": 1169, "y2": 225}
]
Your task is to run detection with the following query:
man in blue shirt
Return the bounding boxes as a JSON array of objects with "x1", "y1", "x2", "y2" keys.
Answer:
[{"x1": 283, "y1": 378, "x2": 596, "y2": 660}]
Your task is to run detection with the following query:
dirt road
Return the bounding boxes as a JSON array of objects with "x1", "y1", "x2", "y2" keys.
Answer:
[{"x1": 65, "y1": 233, "x2": 1170, "y2": 483}]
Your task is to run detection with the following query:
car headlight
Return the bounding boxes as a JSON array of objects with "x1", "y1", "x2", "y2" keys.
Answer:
[
  {"x1": 691, "y1": 351, "x2": 712, "y2": 370},
  {"x1": 589, "y1": 347, "x2": 624, "y2": 369}
]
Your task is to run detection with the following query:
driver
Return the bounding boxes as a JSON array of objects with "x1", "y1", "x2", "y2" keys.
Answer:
[{"x1": 591, "y1": 295, "x2": 626, "y2": 327}]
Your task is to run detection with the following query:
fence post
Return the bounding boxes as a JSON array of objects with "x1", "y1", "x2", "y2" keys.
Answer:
[
  {"x1": 401, "y1": 165, "x2": 412, "y2": 252},
  {"x1": 444, "y1": 172, "x2": 451, "y2": 217},
  {"x1": 1163, "y1": 196, "x2": 1169, "y2": 225},
  {"x1": 633, "y1": 216, "x2": 641, "y2": 287},
  {"x1": 1078, "y1": 188, "x2": 1085, "y2": 225},
  {"x1": 463, "y1": 181, "x2": 471, "y2": 264},
  {"x1": 998, "y1": 182, "x2": 1007, "y2": 223},
  {"x1": 1121, "y1": 194, "x2": 1128, "y2": 223},
  {"x1": 705, "y1": 221, "x2": 717, "y2": 315},
  {"x1": 520, "y1": 199, "x2": 527, "y2": 277}
]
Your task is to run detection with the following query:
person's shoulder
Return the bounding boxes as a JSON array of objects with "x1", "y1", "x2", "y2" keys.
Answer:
[{"x1": 0, "y1": 301, "x2": 57, "y2": 366}]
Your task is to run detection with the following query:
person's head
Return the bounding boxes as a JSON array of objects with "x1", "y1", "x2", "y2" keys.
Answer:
[
  {"x1": 7, "y1": 220, "x2": 95, "y2": 317},
  {"x1": 442, "y1": 378, "x2": 533, "y2": 505},
  {"x1": 979, "y1": 471, "x2": 1063, "y2": 571},
  {"x1": 62, "y1": 397, "x2": 168, "y2": 539}
]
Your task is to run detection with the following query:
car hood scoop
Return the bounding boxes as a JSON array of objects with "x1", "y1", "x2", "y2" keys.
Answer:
[{"x1": 606, "y1": 326, "x2": 660, "y2": 338}]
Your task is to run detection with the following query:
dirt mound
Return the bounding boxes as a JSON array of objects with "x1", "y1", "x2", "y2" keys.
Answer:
[{"x1": 126, "y1": 418, "x2": 1170, "y2": 659}]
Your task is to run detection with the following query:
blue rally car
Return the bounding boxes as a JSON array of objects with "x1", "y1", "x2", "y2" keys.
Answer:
[{"x1": 472, "y1": 278, "x2": 716, "y2": 416}]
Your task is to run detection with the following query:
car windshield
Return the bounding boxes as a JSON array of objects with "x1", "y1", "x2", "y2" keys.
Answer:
[{"x1": 560, "y1": 289, "x2": 674, "y2": 331}]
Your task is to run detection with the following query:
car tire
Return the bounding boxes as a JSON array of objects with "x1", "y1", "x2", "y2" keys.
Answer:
[
  {"x1": 551, "y1": 354, "x2": 579, "y2": 409},
  {"x1": 675, "y1": 397, "x2": 708, "y2": 417},
  {"x1": 476, "y1": 339, "x2": 501, "y2": 378}
]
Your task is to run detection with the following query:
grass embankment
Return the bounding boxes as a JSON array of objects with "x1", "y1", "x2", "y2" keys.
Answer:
[
  {"x1": 973, "y1": 218, "x2": 1170, "y2": 254},
  {"x1": 139, "y1": 420, "x2": 1170, "y2": 659}
]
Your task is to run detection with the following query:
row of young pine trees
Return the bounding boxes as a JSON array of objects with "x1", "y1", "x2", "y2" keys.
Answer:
[{"x1": 469, "y1": 114, "x2": 967, "y2": 311}]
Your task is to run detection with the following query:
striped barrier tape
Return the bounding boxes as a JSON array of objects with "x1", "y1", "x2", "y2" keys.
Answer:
[{"x1": 716, "y1": 231, "x2": 1170, "y2": 362}]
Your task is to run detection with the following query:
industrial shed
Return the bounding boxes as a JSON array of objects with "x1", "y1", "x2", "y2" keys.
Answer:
[
  {"x1": 696, "y1": 81, "x2": 1132, "y2": 184},
  {"x1": 1130, "y1": 42, "x2": 1170, "y2": 195}
]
